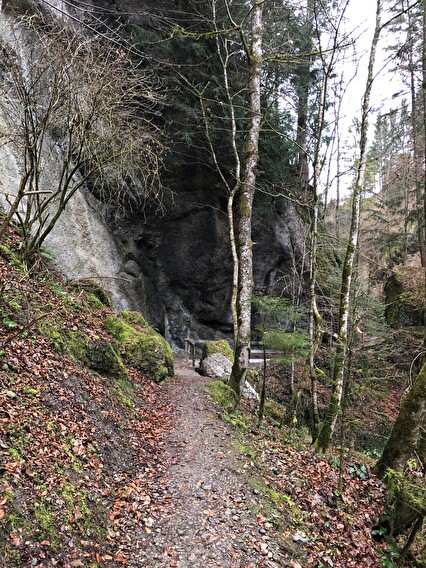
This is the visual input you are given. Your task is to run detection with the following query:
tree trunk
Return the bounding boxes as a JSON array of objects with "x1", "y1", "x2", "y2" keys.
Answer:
[
  {"x1": 229, "y1": 0, "x2": 263, "y2": 397},
  {"x1": 315, "y1": 0, "x2": 383, "y2": 452},
  {"x1": 374, "y1": 363, "x2": 426, "y2": 478},
  {"x1": 406, "y1": 0, "x2": 426, "y2": 267},
  {"x1": 423, "y1": 0, "x2": 426, "y2": 353}
]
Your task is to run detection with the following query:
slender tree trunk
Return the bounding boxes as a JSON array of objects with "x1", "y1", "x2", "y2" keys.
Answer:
[
  {"x1": 229, "y1": 0, "x2": 263, "y2": 397},
  {"x1": 374, "y1": 362, "x2": 426, "y2": 477},
  {"x1": 257, "y1": 345, "x2": 267, "y2": 425},
  {"x1": 423, "y1": 0, "x2": 426, "y2": 354},
  {"x1": 315, "y1": 0, "x2": 383, "y2": 452},
  {"x1": 407, "y1": 0, "x2": 426, "y2": 267}
]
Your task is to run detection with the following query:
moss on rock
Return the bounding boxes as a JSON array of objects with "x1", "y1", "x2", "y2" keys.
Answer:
[
  {"x1": 37, "y1": 319, "x2": 127, "y2": 379},
  {"x1": 207, "y1": 380, "x2": 238, "y2": 412},
  {"x1": 82, "y1": 338, "x2": 127, "y2": 379},
  {"x1": 68, "y1": 279, "x2": 112, "y2": 308},
  {"x1": 202, "y1": 340, "x2": 234, "y2": 362},
  {"x1": 105, "y1": 312, "x2": 174, "y2": 382},
  {"x1": 384, "y1": 269, "x2": 425, "y2": 328}
]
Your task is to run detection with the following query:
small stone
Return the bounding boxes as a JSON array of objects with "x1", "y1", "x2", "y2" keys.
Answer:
[
  {"x1": 253, "y1": 489, "x2": 260, "y2": 495},
  {"x1": 293, "y1": 532, "x2": 309, "y2": 544},
  {"x1": 260, "y1": 542, "x2": 269, "y2": 555},
  {"x1": 202, "y1": 483, "x2": 212, "y2": 492}
]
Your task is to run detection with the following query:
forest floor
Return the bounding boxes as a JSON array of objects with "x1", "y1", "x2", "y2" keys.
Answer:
[
  {"x1": 134, "y1": 358, "x2": 395, "y2": 568},
  {"x1": 0, "y1": 225, "x2": 423, "y2": 567}
]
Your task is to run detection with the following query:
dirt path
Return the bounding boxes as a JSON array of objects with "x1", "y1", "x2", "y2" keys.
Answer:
[{"x1": 136, "y1": 358, "x2": 288, "y2": 568}]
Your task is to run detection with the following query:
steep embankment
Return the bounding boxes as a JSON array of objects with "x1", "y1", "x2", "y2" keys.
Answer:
[{"x1": 0, "y1": 226, "x2": 175, "y2": 566}]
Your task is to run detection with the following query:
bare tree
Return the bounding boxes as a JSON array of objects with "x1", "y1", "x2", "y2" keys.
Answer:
[
  {"x1": 0, "y1": 15, "x2": 164, "y2": 256},
  {"x1": 315, "y1": 0, "x2": 383, "y2": 452}
]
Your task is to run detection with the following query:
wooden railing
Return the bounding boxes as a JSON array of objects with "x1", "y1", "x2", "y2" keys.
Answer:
[{"x1": 184, "y1": 338, "x2": 196, "y2": 366}]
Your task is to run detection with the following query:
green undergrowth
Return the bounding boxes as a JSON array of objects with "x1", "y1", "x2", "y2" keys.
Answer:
[
  {"x1": 207, "y1": 380, "x2": 238, "y2": 411},
  {"x1": 206, "y1": 380, "x2": 251, "y2": 429},
  {"x1": 250, "y1": 478, "x2": 303, "y2": 529}
]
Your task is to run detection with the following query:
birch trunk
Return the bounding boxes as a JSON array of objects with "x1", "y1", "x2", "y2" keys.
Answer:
[
  {"x1": 229, "y1": 0, "x2": 263, "y2": 397},
  {"x1": 315, "y1": 0, "x2": 383, "y2": 452}
]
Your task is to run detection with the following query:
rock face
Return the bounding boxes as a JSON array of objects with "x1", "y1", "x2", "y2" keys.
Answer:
[
  {"x1": 0, "y1": 0, "x2": 305, "y2": 350},
  {"x1": 384, "y1": 268, "x2": 425, "y2": 328},
  {"x1": 115, "y1": 188, "x2": 304, "y2": 349}
]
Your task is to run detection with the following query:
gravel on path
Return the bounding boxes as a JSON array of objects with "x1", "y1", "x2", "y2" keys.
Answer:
[{"x1": 135, "y1": 358, "x2": 291, "y2": 568}]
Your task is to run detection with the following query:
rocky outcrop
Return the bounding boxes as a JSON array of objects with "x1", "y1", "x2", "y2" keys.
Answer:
[
  {"x1": 0, "y1": 0, "x2": 305, "y2": 351},
  {"x1": 384, "y1": 267, "x2": 425, "y2": 328},
  {"x1": 115, "y1": 188, "x2": 304, "y2": 349}
]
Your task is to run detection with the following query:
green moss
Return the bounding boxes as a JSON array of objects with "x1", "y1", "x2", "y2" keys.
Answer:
[
  {"x1": 83, "y1": 338, "x2": 127, "y2": 379},
  {"x1": 7, "y1": 425, "x2": 28, "y2": 453},
  {"x1": 8, "y1": 448, "x2": 23, "y2": 462},
  {"x1": 246, "y1": 369, "x2": 260, "y2": 385},
  {"x1": 68, "y1": 279, "x2": 112, "y2": 307},
  {"x1": 384, "y1": 272, "x2": 425, "y2": 328},
  {"x1": 37, "y1": 318, "x2": 127, "y2": 379},
  {"x1": 265, "y1": 400, "x2": 285, "y2": 423},
  {"x1": 33, "y1": 501, "x2": 58, "y2": 546},
  {"x1": 105, "y1": 316, "x2": 139, "y2": 344},
  {"x1": 202, "y1": 340, "x2": 234, "y2": 362},
  {"x1": 0, "y1": 244, "x2": 26, "y2": 272},
  {"x1": 250, "y1": 479, "x2": 302, "y2": 523},
  {"x1": 233, "y1": 441, "x2": 256, "y2": 460},
  {"x1": 207, "y1": 380, "x2": 238, "y2": 411},
  {"x1": 121, "y1": 311, "x2": 149, "y2": 328},
  {"x1": 21, "y1": 384, "x2": 38, "y2": 396},
  {"x1": 223, "y1": 412, "x2": 250, "y2": 430},
  {"x1": 113, "y1": 378, "x2": 137, "y2": 418},
  {"x1": 105, "y1": 313, "x2": 173, "y2": 382},
  {"x1": 85, "y1": 293, "x2": 105, "y2": 310}
]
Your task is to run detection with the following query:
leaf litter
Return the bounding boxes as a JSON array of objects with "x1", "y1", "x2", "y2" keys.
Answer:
[{"x1": 0, "y1": 227, "x2": 415, "y2": 566}]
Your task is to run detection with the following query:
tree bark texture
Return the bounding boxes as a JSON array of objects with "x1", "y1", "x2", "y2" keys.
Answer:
[
  {"x1": 374, "y1": 362, "x2": 426, "y2": 478},
  {"x1": 229, "y1": 0, "x2": 263, "y2": 397}
]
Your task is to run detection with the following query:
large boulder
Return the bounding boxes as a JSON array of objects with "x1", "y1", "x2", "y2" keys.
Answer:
[
  {"x1": 200, "y1": 352, "x2": 232, "y2": 379},
  {"x1": 105, "y1": 311, "x2": 174, "y2": 382}
]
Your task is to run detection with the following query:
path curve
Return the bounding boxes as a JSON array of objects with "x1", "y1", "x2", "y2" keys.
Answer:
[{"x1": 138, "y1": 357, "x2": 288, "y2": 567}]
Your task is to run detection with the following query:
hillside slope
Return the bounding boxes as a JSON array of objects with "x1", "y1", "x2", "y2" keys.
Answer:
[{"x1": 0, "y1": 226, "x2": 175, "y2": 566}]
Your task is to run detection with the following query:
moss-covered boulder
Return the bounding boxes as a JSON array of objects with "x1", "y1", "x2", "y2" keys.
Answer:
[
  {"x1": 69, "y1": 279, "x2": 112, "y2": 308},
  {"x1": 82, "y1": 338, "x2": 127, "y2": 379},
  {"x1": 38, "y1": 319, "x2": 128, "y2": 380},
  {"x1": 104, "y1": 311, "x2": 174, "y2": 382},
  {"x1": 384, "y1": 268, "x2": 425, "y2": 328},
  {"x1": 202, "y1": 340, "x2": 234, "y2": 363}
]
